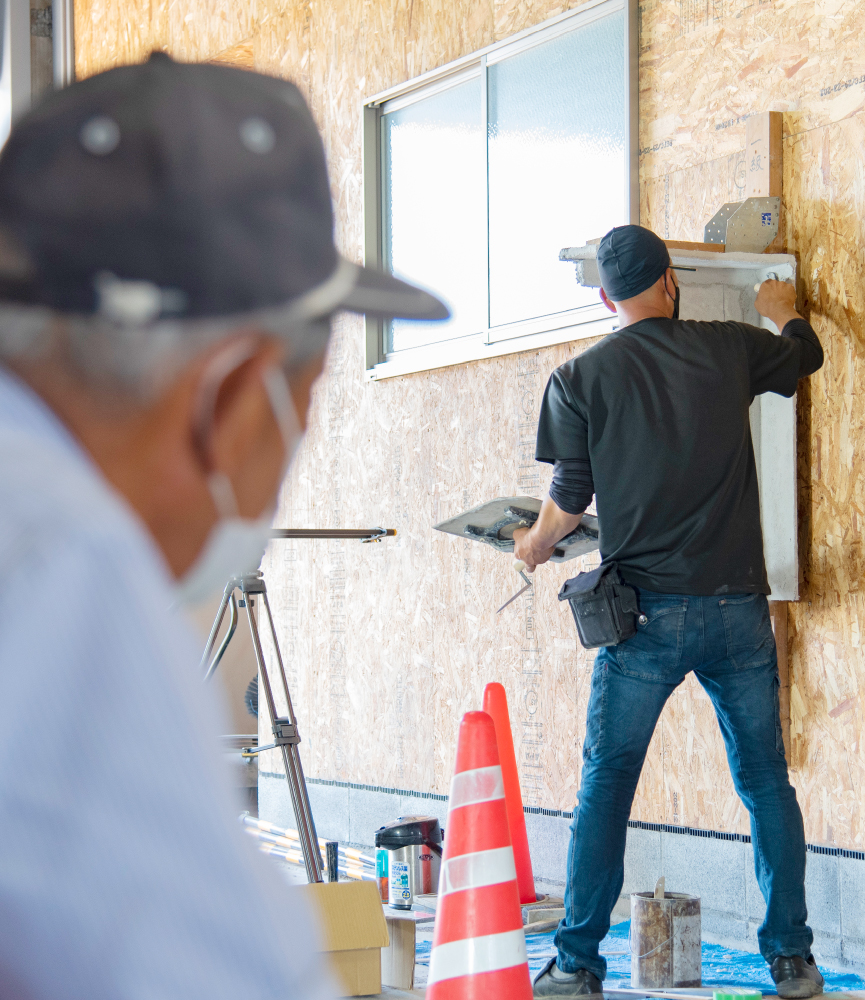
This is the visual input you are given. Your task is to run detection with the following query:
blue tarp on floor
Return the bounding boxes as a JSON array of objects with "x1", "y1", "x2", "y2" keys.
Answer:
[{"x1": 416, "y1": 919, "x2": 865, "y2": 992}]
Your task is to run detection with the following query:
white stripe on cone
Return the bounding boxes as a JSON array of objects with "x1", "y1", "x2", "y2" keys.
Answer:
[
  {"x1": 448, "y1": 765, "x2": 505, "y2": 810},
  {"x1": 439, "y1": 846, "x2": 517, "y2": 896},
  {"x1": 428, "y1": 929, "x2": 528, "y2": 984}
]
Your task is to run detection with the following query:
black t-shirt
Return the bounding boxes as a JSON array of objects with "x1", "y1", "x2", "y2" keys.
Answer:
[{"x1": 535, "y1": 318, "x2": 823, "y2": 595}]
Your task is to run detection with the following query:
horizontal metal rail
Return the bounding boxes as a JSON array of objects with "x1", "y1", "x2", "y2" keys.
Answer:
[{"x1": 270, "y1": 528, "x2": 396, "y2": 540}]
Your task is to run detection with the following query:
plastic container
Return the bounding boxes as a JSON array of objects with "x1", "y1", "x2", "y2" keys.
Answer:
[{"x1": 375, "y1": 848, "x2": 389, "y2": 903}]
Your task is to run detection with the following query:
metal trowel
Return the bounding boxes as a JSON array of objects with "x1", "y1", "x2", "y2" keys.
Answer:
[
  {"x1": 496, "y1": 560, "x2": 534, "y2": 614},
  {"x1": 433, "y1": 496, "x2": 601, "y2": 614},
  {"x1": 433, "y1": 496, "x2": 599, "y2": 562}
]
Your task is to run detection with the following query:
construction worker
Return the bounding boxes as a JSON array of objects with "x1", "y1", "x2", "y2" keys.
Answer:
[
  {"x1": 0, "y1": 54, "x2": 445, "y2": 998},
  {"x1": 513, "y1": 225, "x2": 824, "y2": 1000}
]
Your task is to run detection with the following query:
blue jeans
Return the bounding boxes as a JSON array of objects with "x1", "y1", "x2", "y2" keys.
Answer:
[{"x1": 556, "y1": 588, "x2": 812, "y2": 978}]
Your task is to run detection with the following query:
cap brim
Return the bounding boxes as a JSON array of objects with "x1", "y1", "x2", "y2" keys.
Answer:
[{"x1": 336, "y1": 261, "x2": 450, "y2": 321}]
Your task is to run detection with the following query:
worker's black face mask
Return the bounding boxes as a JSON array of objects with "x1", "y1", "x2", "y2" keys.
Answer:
[{"x1": 666, "y1": 276, "x2": 680, "y2": 319}]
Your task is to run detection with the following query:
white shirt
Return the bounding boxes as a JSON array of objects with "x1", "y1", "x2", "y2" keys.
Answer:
[{"x1": 0, "y1": 367, "x2": 331, "y2": 1000}]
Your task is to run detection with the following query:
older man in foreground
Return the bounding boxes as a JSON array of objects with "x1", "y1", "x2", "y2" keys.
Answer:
[{"x1": 0, "y1": 53, "x2": 445, "y2": 998}]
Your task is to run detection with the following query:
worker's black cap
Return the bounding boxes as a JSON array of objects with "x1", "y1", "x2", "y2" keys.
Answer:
[
  {"x1": 0, "y1": 52, "x2": 449, "y2": 324},
  {"x1": 597, "y1": 224, "x2": 671, "y2": 302}
]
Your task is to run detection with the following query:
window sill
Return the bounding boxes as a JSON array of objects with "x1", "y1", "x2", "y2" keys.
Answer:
[{"x1": 365, "y1": 306, "x2": 615, "y2": 381}]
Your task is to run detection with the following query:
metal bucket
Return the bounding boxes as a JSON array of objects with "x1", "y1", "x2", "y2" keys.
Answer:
[{"x1": 630, "y1": 890, "x2": 701, "y2": 988}]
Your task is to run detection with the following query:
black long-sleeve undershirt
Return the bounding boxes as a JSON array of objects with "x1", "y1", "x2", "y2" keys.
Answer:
[
  {"x1": 781, "y1": 317, "x2": 823, "y2": 379},
  {"x1": 550, "y1": 458, "x2": 594, "y2": 516}
]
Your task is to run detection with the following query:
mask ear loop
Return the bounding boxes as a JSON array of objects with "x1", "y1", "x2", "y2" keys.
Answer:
[
  {"x1": 207, "y1": 470, "x2": 239, "y2": 519},
  {"x1": 262, "y1": 366, "x2": 302, "y2": 454},
  {"x1": 663, "y1": 270, "x2": 680, "y2": 317},
  {"x1": 663, "y1": 270, "x2": 674, "y2": 303},
  {"x1": 261, "y1": 366, "x2": 304, "y2": 530},
  {"x1": 193, "y1": 337, "x2": 260, "y2": 519}
]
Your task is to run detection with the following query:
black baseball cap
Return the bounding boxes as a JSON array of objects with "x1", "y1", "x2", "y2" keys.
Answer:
[
  {"x1": 0, "y1": 52, "x2": 449, "y2": 325},
  {"x1": 597, "y1": 225, "x2": 671, "y2": 301}
]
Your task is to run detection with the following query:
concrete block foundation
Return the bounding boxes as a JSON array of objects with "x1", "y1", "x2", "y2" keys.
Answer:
[{"x1": 259, "y1": 772, "x2": 865, "y2": 972}]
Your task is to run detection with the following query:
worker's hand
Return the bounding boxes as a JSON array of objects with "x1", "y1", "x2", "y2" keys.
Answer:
[
  {"x1": 755, "y1": 279, "x2": 801, "y2": 331},
  {"x1": 512, "y1": 526, "x2": 556, "y2": 572}
]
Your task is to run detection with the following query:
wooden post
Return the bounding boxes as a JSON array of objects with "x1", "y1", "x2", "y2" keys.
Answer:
[
  {"x1": 753, "y1": 111, "x2": 789, "y2": 755},
  {"x1": 769, "y1": 601, "x2": 791, "y2": 761},
  {"x1": 381, "y1": 915, "x2": 416, "y2": 990},
  {"x1": 745, "y1": 111, "x2": 783, "y2": 198}
]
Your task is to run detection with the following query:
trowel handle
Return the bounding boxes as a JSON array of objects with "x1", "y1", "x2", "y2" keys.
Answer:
[
  {"x1": 754, "y1": 271, "x2": 786, "y2": 292},
  {"x1": 513, "y1": 560, "x2": 533, "y2": 587}
]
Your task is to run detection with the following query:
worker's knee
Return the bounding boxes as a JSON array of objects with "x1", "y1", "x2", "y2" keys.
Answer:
[
  {"x1": 729, "y1": 752, "x2": 797, "y2": 808},
  {"x1": 579, "y1": 738, "x2": 648, "y2": 802}
]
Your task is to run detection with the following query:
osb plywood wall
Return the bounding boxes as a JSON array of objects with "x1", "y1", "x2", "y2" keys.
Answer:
[
  {"x1": 638, "y1": 0, "x2": 865, "y2": 847},
  {"x1": 75, "y1": 0, "x2": 865, "y2": 848}
]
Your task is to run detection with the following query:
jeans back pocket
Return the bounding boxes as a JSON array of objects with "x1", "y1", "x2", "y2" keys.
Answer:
[
  {"x1": 718, "y1": 593, "x2": 775, "y2": 670},
  {"x1": 616, "y1": 597, "x2": 687, "y2": 679}
]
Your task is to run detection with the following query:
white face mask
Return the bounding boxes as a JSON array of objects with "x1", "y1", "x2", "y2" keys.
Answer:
[{"x1": 173, "y1": 366, "x2": 302, "y2": 606}]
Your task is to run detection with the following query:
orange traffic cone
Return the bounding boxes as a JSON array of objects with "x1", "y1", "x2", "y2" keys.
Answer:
[
  {"x1": 483, "y1": 682, "x2": 537, "y2": 904},
  {"x1": 427, "y1": 711, "x2": 532, "y2": 1000}
]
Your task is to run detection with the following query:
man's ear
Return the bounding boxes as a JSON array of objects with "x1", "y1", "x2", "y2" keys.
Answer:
[
  {"x1": 191, "y1": 335, "x2": 284, "y2": 478},
  {"x1": 600, "y1": 288, "x2": 617, "y2": 314},
  {"x1": 283, "y1": 351, "x2": 328, "y2": 435}
]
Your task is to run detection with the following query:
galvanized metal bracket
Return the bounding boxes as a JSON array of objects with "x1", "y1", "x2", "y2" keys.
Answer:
[
  {"x1": 725, "y1": 196, "x2": 781, "y2": 252},
  {"x1": 703, "y1": 202, "x2": 741, "y2": 244},
  {"x1": 703, "y1": 196, "x2": 781, "y2": 252}
]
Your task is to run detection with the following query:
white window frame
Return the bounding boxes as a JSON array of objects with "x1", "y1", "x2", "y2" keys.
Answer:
[{"x1": 362, "y1": 0, "x2": 638, "y2": 381}]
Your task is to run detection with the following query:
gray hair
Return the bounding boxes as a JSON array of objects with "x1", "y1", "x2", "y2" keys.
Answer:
[{"x1": 0, "y1": 300, "x2": 332, "y2": 400}]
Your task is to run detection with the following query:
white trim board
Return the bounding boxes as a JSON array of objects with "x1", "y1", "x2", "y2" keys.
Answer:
[{"x1": 561, "y1": 245, "x2": 801, "y2": 601}]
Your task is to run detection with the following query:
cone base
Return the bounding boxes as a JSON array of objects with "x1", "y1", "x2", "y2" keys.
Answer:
[{"x1": 427, "y1": 965, "x2": 534, "y2": 1000}]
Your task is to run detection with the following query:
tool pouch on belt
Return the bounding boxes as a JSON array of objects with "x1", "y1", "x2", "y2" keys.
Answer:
[{"x1": 557, "y1": 563, "x2": 640, "y2": 649}]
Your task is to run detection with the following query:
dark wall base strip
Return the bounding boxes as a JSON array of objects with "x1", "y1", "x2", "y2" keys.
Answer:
[{"x1": 259, "y1": 772, "x2": 865, "y2": 860}]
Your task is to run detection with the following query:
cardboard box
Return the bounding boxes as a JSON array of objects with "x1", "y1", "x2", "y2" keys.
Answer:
[{"x1": 300, "y1": 881, "x2": 390, "y2": 996}]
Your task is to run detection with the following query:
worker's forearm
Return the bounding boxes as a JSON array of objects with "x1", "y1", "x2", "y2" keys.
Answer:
[
  {"x1": 765, "y1": 305, "x2": 804, "y2": 331},
  {"x1": 526, "y1": 498, "x2": 582, "y2": 553}
]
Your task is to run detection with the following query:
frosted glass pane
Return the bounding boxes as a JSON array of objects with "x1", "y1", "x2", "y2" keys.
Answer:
[
  {"x1": 385, "y1": 79, "x2": 486, "y2": 353},
  {"x1": 488, "y1": 13, "x2": 626, "y2": 328}
]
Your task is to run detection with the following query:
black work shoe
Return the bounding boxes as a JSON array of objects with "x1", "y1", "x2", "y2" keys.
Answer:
[
  {"x1": 771, "y1": 955, "x2": 825, "y2": 999},
  {"x1": 533, "y1": 958, "x2": 604, "y2": 998}
]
